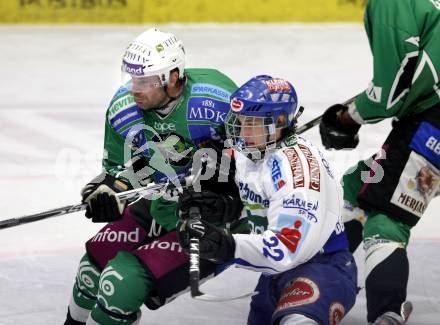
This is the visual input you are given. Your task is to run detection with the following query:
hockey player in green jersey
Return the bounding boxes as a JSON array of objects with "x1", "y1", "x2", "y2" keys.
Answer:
[
  {"x1": 319, "y1": 0, "x2": 440, "y2": 324},
  {"x1": 63, "y1": 28, "x2": 245, "y2": 325}
]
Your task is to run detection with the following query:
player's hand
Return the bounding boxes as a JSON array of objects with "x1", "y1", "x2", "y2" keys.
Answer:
[
  {"x1": 176, "y1": 187, "x2": 243, "y2": 225},
  {"x1": 319, "y1": 104, "x2": 361, "y2": 150},
  {"x1": 81, "y1": 172, "x2": 130, "y2": 223},
  {"x1": 176, "y1": 216, "x2": 235, "y2": 263}
]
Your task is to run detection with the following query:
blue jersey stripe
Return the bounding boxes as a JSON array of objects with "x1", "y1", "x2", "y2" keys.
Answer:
[{"x1": 110, "y1": 106, "x2": 144, "y2": 132}]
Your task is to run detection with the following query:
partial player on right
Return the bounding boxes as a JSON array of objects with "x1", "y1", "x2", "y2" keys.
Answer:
[{"x1": 319, "y1": 0, "x2": 440, "y2": 324}]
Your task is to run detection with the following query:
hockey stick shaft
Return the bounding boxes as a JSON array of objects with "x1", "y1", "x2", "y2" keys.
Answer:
[
  {"x1": 188, "y1": 207, "x2": 255, "y2": 302},
  {"x1": 0, "y1": 152, "x2": 218, "y2": 231},
  {"x1": 0, "y1": 182, "x2": 167, "y2": 230},
  {"x1": 296, "y1": 114, "x2": 322, "y2": 134},
  {"x1": 189, "y1": 237, "x2": 202, "y2": 298},
  {"x1": 0, "y1": 203, "x2": 87, "y2": 229},
  {"x1": 188, "y1": 207, "x2": 203, "y2": 298},
  {"x1": 296, "y1": 95, "x2": 358, "y2": 134},
  {"x1": 189, "y1": 235, "x2": 255, "y2": 301}
]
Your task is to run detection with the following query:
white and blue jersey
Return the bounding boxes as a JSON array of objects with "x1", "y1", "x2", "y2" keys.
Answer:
[{"x1": 232, "y1": 135, "x2": 348, "y2": 275}]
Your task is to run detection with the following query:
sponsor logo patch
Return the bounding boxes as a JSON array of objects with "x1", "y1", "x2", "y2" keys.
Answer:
[
  {"x1": 262, "y1": 216, "x2": 312, "y2": 259},
  {"x1": 122, "y1": 60, "x2": 144, "y2": 76},
  {"x1": 239, "y1": 181, "x2": 270, "y2": 208},
  {"x1": 275, "y1": 277, "x2": 320, "y2": 312},
  {"x1": 91, "y1": 228, "x2": 140, "y2": 243},
  {"x1": 299, "y1": 144, "x2": 320, "y2": 192},
  {"x1": 109, "y1": 106, "x2": 143, "y2": 132},
  {"x1": 269, "y1": 156, "x2": 286, "y2": 191},
  {"x1": 155, "y1": 43, "x2": 164, "y2": 52},
  {"x1": 276, "y1": 219, "x2": 303, "y2": 253},
  {"x1": 230, "y1": 98, "x2": 244, "y2": 112},
  {"x1": 138, "y1": 239, "x2": 183, "y2": 253},
  {"x1": 283, "y1": 148, "x2": 304, "y2": 188},
  {"x1": 187, "y1": 97, "x2": 229, "y2": 124},
  {"x1": 391, "y1": 151, "x2": 440, "y2": 217},
  {"x1": 191, "y1": 83, "x2": 231, "y2": 100},
  {"x1": 275, "y1": 214, "x2": 311, "y2": 256},
  {"x1": 153, "y1": 121, "x2": 176, "y2": 132},
  {"x1": 329, "y1": 302, "x2": 345, "y2": 325},
  {"x1": 108, "y1": 94, "x2": 136, "y2": 120},
  {"x1": 263, "y1": 78, "x2": 290, "y2": 91},
  {"x1": 410, "y1": 122, "x2": 440, "y2": 168},
  {"x1": 282, "y1": 194, "x2": 318, "y2": 223}
]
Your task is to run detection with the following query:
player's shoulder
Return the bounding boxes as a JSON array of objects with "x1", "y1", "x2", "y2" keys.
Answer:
[
  {"x1": 261, "y1": 148, "x2": 294, "y2": 196},
  {"x1": 185, "y1": 68, "x2": 234, "y2": 83},
  {"x1": 265, "y1": 135, "x2": 330, "y2": 193},
  {"x1": 106, "y1": 85, "x2": 143, "y2": 132},
  {"x1": 274, "y1": 135, "x2": 320, "y2": 164},
  {"x1": 185, "y1": 68, "x2": 237, "y2": 101},
  {"x1": 367, "y1": 0, "x2": 399, "y2": 11},
  {"x1": 367, "y1": 0, "x2": 414, "y2": 21},
  {"x1": 296, "y1": 135, "x2": 321, "y2": 155}
]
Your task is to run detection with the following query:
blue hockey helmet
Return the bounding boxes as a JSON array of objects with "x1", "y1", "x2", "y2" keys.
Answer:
[{"x1": 225, "y1": 75, "x2": 299, "y2": 159}]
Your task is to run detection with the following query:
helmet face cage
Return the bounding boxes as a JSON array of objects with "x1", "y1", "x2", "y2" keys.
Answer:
[
  {"x1": 225, "y1": 112, "x2": 279, "y2": 160},
  {"x1": 226, "y1": 75, "x2": 298, "y2": 160}
]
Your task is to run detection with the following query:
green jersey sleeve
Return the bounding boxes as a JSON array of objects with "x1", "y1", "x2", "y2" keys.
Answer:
[
  {"x1": 102, "y1": 116, "x2": 128, "y2": 177},
  {"x1": 102, "y1": 87, "x2": 147, "y2": 180},
  {"x1": 350, "y1": 0, "x2": 440, "y2": 123}
]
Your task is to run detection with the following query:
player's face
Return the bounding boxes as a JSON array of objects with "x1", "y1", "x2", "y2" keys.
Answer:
[
  {"x1": 130, "y1": 75, "x2": 168, "y2": 110},
  {"x1": 238, "y1": 116, "x2": 274, "y2": 150}
]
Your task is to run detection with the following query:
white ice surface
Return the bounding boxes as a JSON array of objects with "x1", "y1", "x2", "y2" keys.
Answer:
[{"x1": 0, "y1": 24, "x2": 439, "y2": 325}]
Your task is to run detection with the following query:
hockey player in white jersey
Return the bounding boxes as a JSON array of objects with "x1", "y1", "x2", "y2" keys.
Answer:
[{"x1": 177, "y1": 75, "x2": 358, "y2": 325}]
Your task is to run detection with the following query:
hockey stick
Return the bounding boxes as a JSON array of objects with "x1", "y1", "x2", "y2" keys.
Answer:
[
  {"x1": 0, "y1": 149, "x2": 221, "y2": 231},
  {"x1": 296, "y1": 114, "x2": 322, "y2": 134},
  {"x1": 0, "y1": 153, "x2": 214, "y2": 231},
  {"x1": 189, "y1": 238, "x2": 255, "y2": 302},
  {"x1": 188, "y1": 207, "x2": 255, "y2": 302},
  {"x1": 295, "y1": 95, "x2": 358, "y2": 134},
  {"x1": 0, "y1": 182, "x2": 167, "y2": 230}
]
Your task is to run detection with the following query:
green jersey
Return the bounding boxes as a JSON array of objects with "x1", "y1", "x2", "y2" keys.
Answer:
[
  {"x1": 101, "y1": 68, "x2": 237, "y2": 229},
  {"x1": 350, "y1": 0, "x2": 440, "y2": 123},
  {"x1": 103, "y1": 68, "x2": 236, "y2": 183}
]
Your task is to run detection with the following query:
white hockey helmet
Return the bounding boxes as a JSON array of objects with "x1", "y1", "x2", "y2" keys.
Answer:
[{"x1": 121, "y1": 28, "x2": 185, "y2": 88}]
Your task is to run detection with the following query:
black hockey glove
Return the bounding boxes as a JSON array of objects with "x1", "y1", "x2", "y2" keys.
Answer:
[
  {"x1": 81, "y1": 172, "x2": 131, "y2": 223},
  {"x1": 177, "y1": 217, "x2": 235, "y2": 263},
  {"x1": 319, "y1": 104, "x2": 361, "y2": 150},
  {"x1": 176, "y1": 187, "x2": 243, "y2": 225}
]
